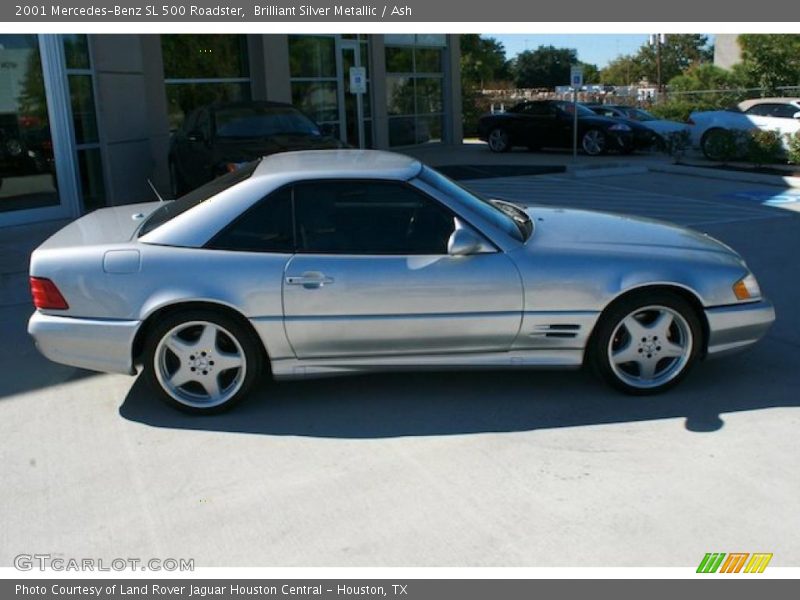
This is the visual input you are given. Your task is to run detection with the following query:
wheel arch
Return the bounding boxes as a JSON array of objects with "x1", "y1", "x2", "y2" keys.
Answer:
[
  {"x1": 588, "y1": 283, "x2": 710, "y2": 360},
  {"x1": 132, "y1": 300, "x2": 270, "y2": 371}
]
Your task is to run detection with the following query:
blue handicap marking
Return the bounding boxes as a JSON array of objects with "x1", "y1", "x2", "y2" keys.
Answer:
[{"x1": 721, "y1": 190, "x2": 800, "y2": 206}]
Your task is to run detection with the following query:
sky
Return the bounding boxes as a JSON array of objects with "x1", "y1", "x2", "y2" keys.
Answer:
[{"x1": 489, "y1": 34, "x2": 715, "y2": 68}]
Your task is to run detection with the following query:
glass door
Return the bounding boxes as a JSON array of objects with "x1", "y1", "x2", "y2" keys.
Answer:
[
  {"x1": 338, "y1": 39, "x2": 368, "y2": 148},
  {"x1": 0, "y1": 35, "x2": 80, "y2": 226}
]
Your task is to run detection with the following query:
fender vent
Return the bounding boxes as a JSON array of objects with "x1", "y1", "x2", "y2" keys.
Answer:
[{"x1": 530, "y1": 324, "x2": 580, "y2": 338}]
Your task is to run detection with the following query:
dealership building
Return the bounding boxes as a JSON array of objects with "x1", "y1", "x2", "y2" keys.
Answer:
[{"x1": 0, "y1": 34, "x2": 463, "y2": 227}]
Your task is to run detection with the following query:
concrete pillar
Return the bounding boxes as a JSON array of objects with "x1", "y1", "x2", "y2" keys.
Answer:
[
  {"x1": 262, "y1": 35, "x2": 292, "y2": 103},
  {"x1": 443, "y1": 34, "x2": 463, "y2": 146},
  {"x1": 369, "y1": 35, "x2": 389, "y2": 149}
]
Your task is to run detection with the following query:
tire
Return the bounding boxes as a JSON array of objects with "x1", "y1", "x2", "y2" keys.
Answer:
[
  {"x1": 581, "y1": 129, "x2": 608, "y2": 156},
  {"x1": 487, "y1": 127, "x2": 511, "y2": 153},
  {"x1": 169, "y1": 161, "x2": 187, "y2": 198},
  {"x1": 143, "y1": 309, "x2": 264, "y2": 414},
  {"x1": 588, "y1": 291, "x2": 703, "y2": 395},
  {"x1": 700, "y1": 128, "x2": 730, "y2": 161}
]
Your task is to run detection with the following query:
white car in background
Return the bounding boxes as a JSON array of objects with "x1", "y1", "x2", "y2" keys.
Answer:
[{"x1": 689, "y1": 97, "x2": 800, "y2": 160}]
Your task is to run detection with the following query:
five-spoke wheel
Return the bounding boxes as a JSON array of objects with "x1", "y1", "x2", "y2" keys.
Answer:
[
  {"x1": 487, "y1": 128, "x2": 511, "y2": 153},
  {"x1": 581, "y1": 129, "x2": 608, "y2": 156},
  {"x1": 590, "y1": 291, "x2": 702, "y2": 394},
  {"x1": 144, "y1": 310, "x2": 263, "y2": 413}
]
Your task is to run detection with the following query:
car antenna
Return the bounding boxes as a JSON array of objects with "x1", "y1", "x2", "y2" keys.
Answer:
[{"x1": 147, "y1": 178, "x2": 167, "y2": 202}]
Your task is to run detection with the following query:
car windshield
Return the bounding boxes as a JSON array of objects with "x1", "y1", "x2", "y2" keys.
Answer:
[
  {"x1": 138, "y1": 160, "x2": 259, "y2": 237},
  {"x1": 215, "y1": 106, "x2": 321, "y2": 139},
  {"x1": 418, "y1": 167, "x2": 531, "y2": 242},
  {"x1": 556, "y1": 101, "x2": 597, "y2": 117}
]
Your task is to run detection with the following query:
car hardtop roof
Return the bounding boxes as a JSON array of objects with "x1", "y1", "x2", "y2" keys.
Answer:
[
  {"x1": 738, "y1": 97, "x2": 800, "y2": 110},
  {"x1": 252, "y1": 149, "x2": 423, "y2": 181}
]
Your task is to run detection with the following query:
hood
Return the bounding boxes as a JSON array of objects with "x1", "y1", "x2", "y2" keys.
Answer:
[
  {"x1": 525, "y1": 206, "x2": 741, "y2": 263},
  {"x1": 37, "y1": 201, "x2": 162, "y2": 250}
]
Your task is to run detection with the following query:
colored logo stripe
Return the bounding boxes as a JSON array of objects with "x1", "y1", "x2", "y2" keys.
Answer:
[
  {"x1": 697, "y1": 553, "x2": 726, "y2": 573},
  {"x1": 744, "y1": 553, "x2": 773, "y2": 573},
  {"x1": 697, "y1": 552, "x2": 773, "y2": 573}
]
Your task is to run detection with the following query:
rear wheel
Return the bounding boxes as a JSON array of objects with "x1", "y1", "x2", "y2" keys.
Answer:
[
  {"x1": 487, "y1": 128, "x2": 511, "y2": 153},
  {"x1": 701, "y1": 128, "x2": 730, "y2": 161},
  {"x1": 589, "y1": 291, "x2": 702, "y2": 395},
  {"x1": 143, "y1": 310, "x2": 264, "y2": 414}
]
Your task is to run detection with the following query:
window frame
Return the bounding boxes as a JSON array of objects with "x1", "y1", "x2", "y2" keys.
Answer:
[{"x1": 204, "y1": 178, "x2": 492, "y2": 256}]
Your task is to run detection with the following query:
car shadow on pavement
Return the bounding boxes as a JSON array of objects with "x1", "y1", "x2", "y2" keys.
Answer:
[{"x1": 119, "y1": 344, "x2": 797, "y2": 438}]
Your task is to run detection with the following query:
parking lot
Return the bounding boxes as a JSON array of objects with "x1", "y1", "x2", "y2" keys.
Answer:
[{"x1": 1, "y1": 168, "x2": 798, "y2": 568}]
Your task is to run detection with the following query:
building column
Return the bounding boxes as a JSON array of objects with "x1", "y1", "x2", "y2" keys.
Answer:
[
  {"x1": 443, "y1": 34, "x2": 463, "y2": 146},
  {"x1": 369, "y1": 36, "x2": 389, "y2": 149},
  {"x1": 261, "y1": 35, "x2": 292, "y2": 103}
]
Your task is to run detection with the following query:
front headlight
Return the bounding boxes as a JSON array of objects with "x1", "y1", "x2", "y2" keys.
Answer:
[
  {"x1": 733, "y1": 273, "x2": 762, "y2": 301},
  {"x1": 609, "y1": 123, "x2": 632, "y2": 132}
]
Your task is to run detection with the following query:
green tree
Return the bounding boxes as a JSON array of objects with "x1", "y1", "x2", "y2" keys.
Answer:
[
  {"x1": 578, "y1": 61, "x2": 600, "y2": 84},
  {"x1": 738, "y1": 34, "x2": 800, "y2": 92},
  {"x1": 460, "y1": 34, "x2": 510, "y2": 89},
  {"x1": 668, "y1": 63, "x2": 742, "y2": 91},
  {"x1": 600, "y1": 34, "x2": 711, "y2": 85},
  {"x1": 511, "y1": 45, "x2": 578, "y2": 88},
  {"x1": 600, "y1": 54, "x2": 646, "y2": 86}
]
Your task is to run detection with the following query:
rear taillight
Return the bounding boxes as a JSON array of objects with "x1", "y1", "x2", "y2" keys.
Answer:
[{"x1": 30, "y1": 277, "x2": 69, "y2": 310}]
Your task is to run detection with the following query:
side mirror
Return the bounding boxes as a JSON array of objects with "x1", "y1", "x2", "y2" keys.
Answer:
[
  {"x1": 186, "y1": 129, "x2": 206, "y2": 143},
  {"x1": 447, "y1": 227, "x2": 485, "y2": 256}
]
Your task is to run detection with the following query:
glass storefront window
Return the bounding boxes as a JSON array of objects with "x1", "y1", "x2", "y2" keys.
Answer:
[
  {"x1": 0, "y1": 34, "x2": 58, "y2": 213},
  {"x1": 289, "y1": 36, "x2": 336, "y2": 78},
  {"x1": 68, "y1": 74, "x2": 98, "y2": 145},
  {"x1": 290, "y1": 81, "x2": 339, "y2": 124},
  {"x1": 63, "y1": 34, "x2": 90, "y2": 70},
  {"x1": 385, "y1": 36, "x2": 446, "y2": 147},
  {"x1": 162, "y1": 35, "x2": 251, "y2": 132},
  {"x1": 77, "y1": 147, "x2": 105, "y2": 212}
]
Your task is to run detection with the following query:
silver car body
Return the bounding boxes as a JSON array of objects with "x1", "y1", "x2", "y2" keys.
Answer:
[{"x1": 29, "y1": 150, "x2": 774, "y2": 380}]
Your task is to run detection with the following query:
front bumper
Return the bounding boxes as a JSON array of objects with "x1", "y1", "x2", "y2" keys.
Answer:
[
  {"x1": 704, "y1": 299, "x2": 775, "y2": 358},
  {"x1": 28, "y1": 311, "x2": 140, "y2": 375}
]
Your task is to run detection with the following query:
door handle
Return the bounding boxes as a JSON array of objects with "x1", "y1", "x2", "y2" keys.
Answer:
[{"x1": 285, "y1": 271, "x2": 335, "y2": 289}]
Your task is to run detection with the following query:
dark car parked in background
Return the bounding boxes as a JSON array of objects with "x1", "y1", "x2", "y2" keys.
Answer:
[
  {"x1": 477, "y1": 100, "x2": 657, "y2": 156},
  {"x1": 169, "y1": 101, "x2": 344, "y2": 195}
]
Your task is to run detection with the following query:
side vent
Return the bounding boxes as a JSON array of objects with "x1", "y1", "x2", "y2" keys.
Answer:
[{"x1": 530, "y1": 324, "x2": 580, "y2": 338}]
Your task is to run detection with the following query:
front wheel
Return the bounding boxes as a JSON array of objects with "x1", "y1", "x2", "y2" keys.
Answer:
[
  {"x1": 589, "y1": 291, "x2": 702, "y2": 395},
  {"x1": 487, "y1": 127, "x2": 511, "y2": 153},
  {"x1": 581, "y1": 129, "x2": 608, "y2": 156},
  {"x1": 143, "y1": 310, "x2": 264, "y2": 414}
]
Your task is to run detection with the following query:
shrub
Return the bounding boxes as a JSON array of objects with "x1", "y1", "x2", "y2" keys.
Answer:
[
  {"x1": 650, "y1": 99, "x2": 727, "y2": 123},
  {"x1": 787, "y1": 131, "x2": 800, "y2": 165},
  {"x1": 660, "y1": 129, "x2": 692, "y2": 163},
  {"x1": 746, "y1": 129, "x2": 784, "y2": 167},
  {"x1": 703, "y1": 129, "x2": 749, "y2": 163}
]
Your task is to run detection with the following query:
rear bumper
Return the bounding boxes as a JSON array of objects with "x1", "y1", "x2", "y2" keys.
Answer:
[
  {"x1": 28, "y1": 311, "x2": 140, "y2": 375},
  {"x1": 704, "y1": 299, "x2": 775, "y2": 358}
]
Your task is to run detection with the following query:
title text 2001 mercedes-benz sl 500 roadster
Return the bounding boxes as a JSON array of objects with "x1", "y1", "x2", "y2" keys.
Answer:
[{"x1": 29, "y1": 150, "x2": 775, "y2": 413}]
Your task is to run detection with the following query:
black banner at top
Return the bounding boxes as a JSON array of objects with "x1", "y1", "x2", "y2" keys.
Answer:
[{"x1": 3, "y1": 0, "x2": 800, "y2": 22}]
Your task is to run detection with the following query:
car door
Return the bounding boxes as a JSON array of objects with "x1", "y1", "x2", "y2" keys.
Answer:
[
  {"x1": 283, "y1": 180, "x2": 524, "y2": 359},
  {"x1": 518, "y1": 103, "x2": 559, "y2": 147}
]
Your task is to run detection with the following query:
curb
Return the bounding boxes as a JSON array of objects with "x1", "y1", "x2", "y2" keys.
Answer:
[
  {"x1": 567, "y1": 165, "x2": 650, "y2": 178},
  {"x1": 650, "y1": 163, "x2": 800, "y2": 189}
]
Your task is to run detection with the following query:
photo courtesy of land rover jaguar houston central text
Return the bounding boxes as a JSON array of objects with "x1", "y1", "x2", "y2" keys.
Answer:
[{"x1": 28, "y1": 150, "x2": 775, "y2": 413}]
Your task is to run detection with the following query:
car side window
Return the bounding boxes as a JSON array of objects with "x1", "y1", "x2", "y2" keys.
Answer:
[
  {"x1": 206, "y1": 187, "x2": 294, "y2": 253},
  {"x1": 521, "y1": 103, "x2": 553, "y2": 116},
  {"x1": 293, "y1": 181, "x2": 455, "y2": 255},
  {"x1": 745, "y1": 104, "x2": 771, "y2": 117},
  {"x1": 770, "y1": 104, "x2": 798, "y2": 119}
]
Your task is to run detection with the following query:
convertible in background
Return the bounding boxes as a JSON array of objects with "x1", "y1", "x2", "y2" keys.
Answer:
[
  {"x1": 583, "y1": 103, "x2": 690, "y2": 140},
  {"x1": 477, "y1": 100, "x2": 658, "y2": 155},
  {"x1": 689, "y1": 97, "x2": 800, "y2": 160},
  {"x1": 29, "y1": 150, "x2": 774, "y2": 413}
]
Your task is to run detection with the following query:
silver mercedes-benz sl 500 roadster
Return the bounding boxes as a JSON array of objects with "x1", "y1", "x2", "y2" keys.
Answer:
[{"x1": 29, "y1": 150, "x2": 775, "y2": 413}]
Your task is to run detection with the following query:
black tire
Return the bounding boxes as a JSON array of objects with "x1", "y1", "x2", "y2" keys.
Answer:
[
  {"x1": 581, "y1": 129, "x2": 608, "y2": 156},
  {"x1": 588, "y1": 290, "x2": 703, "y2": 395},
  {"x1": 142, "y1": 309, "x2": 265, "y2": 414},
  {"x1": 487, "y1": 127, "x2": 512, "y2": 153},
  {"x1": 700, "y1": 128, "x2": 729, "y2": 161},
  {"x1": 169, "y1": 161, "x2": 188, "y2": 198}
]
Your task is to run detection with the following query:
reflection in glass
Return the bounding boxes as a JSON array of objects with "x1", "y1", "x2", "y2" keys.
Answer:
[
  {"x1": 288, "y1": 36, "x2": 336, "y2": 78},
  {"x1": 385, "y1": 47, "x2": 413, "y2": 73},
  {"x1": 78, "y1": 148, "x2": 105, "y2": 212},
  {"x1": 0, "y1": 34, "x2": 58, "y2": 212},
  {"x1": 161, "y1": 35, "x2": 249, "y2": 79},
  {"x1": 291, "y1": 81, "x2": 339, "y2": 124},
  {"x1": 63, "y1": 34, "x2": 90, "y2": 70},
  {"x1": 386, "y1": 76, "x2": 414, "y2": 116},
  {"x1": 165, "y1": 82, "x2": 250, "y2": 131},
  {"x1": 68, "y1": 74, "x2": 99, "y2": 145},
  {"x1": 415, "y1": 48, "x2": 443, "y2": 74}
]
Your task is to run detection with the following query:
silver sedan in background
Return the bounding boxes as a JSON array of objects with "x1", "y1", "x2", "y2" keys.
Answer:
[{"x1": 28, "y1": 150, "x2": 775, "y2": 413}]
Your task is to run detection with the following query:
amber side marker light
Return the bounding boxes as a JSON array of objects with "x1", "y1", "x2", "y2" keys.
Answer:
[{"x1": 30, "y1": 277, "x2": 69, "y2": 310}]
